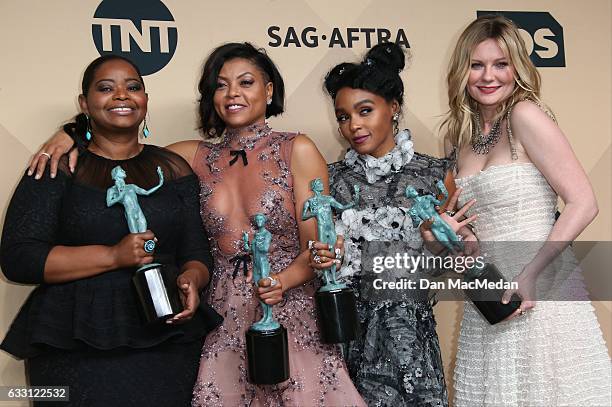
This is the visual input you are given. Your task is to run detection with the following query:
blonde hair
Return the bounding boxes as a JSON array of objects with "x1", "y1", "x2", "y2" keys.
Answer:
[{"x1": 441, "y1": 15, "x2": 552, "y2": 149}]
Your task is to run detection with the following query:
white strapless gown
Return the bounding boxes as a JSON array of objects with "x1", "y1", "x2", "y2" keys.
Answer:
[{"x1": 453, "y1": 163, "x2": 611, "y2": 407}]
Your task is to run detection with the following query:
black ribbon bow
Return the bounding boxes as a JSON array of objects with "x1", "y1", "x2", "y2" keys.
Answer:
[
  {"x1": 231, "y1": 254, "x2": 251, "y2": 279},
  {"x1": 229, "y1": 149, "x2": 248, "y2": 166}
]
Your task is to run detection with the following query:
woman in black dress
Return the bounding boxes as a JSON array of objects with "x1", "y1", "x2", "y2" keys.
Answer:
[{"x1": 0, "y1": 55, "x2": 221, "y2": 406}]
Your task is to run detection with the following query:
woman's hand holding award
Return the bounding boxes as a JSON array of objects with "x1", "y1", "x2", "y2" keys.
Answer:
[
  {"x1": 243, "y1": 214, "x2": 290, "y2": 384},
  {"x1": 107, "y1": 165, "x2": 183, "y2": 324},
  {"x1": 406, "y1": 180, "x2": 520, "y2": 324},
  {"x1": 302, "y1": 178, "x2": 360, "y2": 343}
]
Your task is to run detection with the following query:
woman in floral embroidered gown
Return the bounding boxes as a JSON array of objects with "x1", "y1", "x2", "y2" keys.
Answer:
[
  {"x1": 26, "y1": 43, "x2": 365, "y2": 407},
  {"x1": 310, "y1": 43, "x2": 474, "y2": 406}
]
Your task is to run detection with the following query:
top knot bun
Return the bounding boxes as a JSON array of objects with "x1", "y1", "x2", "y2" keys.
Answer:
[
  {"x1": 363, "y1": 42, "x2": 405, "y2": 73},
  {"x1": 324, "y1": 41, "x2": 406, "y2": 106}
]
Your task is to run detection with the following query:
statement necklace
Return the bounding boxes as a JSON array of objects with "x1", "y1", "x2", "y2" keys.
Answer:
[{"x1": 471, "y1": 112, "x2": 502, "y2": 155}]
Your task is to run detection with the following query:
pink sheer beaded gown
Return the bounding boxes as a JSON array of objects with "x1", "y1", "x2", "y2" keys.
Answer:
[{"x1": 191, "y1": 123, "x2": 365, "y2": 407}]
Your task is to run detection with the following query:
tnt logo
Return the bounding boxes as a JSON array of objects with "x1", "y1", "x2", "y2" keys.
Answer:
[
  {"x1": 92, "y1": 0, "x2": 178, "y2": 75},
  {"x1": 477, "y1": 11, "x2": 566, "y2": 67}
]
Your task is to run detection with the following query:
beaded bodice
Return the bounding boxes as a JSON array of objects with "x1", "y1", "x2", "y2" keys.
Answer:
[{"x1": 193, "y1": 124, "x2": 300, "y2": 305}]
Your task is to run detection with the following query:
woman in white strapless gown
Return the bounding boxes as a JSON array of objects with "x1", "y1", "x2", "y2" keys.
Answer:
[
  {"x1": 454, "y1": 163, "x2": 611, "y2": 406},
  {"x1": 440, "y1": 16, "x2": 612, "y2": 406}
]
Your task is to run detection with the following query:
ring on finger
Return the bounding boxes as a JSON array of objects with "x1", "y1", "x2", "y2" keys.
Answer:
[
  {"x1": 268, "y1": 276, "x2": 278, "y2": 287},
  {"x1": 308, "y1": 240, "x2": 315, "y2": 250},
  {"x1": 143, "y1": 239, "x2": 156, "y2": 253},
  {"x1": 40, "y1": 152, "x2": 51, "y2": 159},
  {"x1": 334, "y1": 248, "x2": 342, "y2": 260},
  {"x1": 445, "y1": 210, "x2": 456, "y2": 217},
  {"x1": 313, "y1": 254, "x2": 322, "y2": 264}
]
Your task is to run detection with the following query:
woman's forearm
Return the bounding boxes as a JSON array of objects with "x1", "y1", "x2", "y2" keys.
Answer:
[
  {"x1": 44, "y1": 245, "x2": 118, "y2": 283},
  {"x1": 525, "y1": 200, "x2": 598, "y2": 277},
  {"x1": 180, "y1": 260, "x2": 210, "y2": 290},
  {"x1": 276, "y1": 250, "x2": 317, "y2": 291}
]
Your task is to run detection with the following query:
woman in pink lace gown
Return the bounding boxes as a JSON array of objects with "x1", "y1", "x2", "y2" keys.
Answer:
[{"x1": 170, "y1": 43, "x2": 365, "y2": 406}]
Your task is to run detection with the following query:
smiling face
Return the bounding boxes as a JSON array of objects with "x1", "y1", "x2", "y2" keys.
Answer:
[
  {"x1": 213, "y1": 58, "x2": 273, "y2": 130},
  {"x1": 79, "y1": 59, "x2": 147, "y2": 136},
  {"x1": 334, "y1": 87, "x2": 399, "y2": 158},
  {"x1": 467, "y1": 38, "x2": 516, "y2": 109}
]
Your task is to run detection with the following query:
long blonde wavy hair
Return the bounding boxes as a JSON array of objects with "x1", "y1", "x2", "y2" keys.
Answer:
[{"x1": 441, "y1": 15, "x2": 552, "y2": 149}]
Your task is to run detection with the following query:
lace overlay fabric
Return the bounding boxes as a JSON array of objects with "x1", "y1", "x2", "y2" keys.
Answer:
[
  {"x1": 191, "y1": 124, "x2": 364, "y2": 406},
  {"x1": 453, "y1": 163, "x2": 612, "y2": 406},
  {"x1": 329, "y1": 140, "x2": 450, "y2": 407}
]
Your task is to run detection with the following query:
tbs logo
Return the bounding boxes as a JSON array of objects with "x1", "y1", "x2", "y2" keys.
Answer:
[
  {"x1": 92, "y1": 0, "x2": 178, "y2": 75},
  {"x1": 478, "y1": 11, "x2": 565, "y2": 67}
]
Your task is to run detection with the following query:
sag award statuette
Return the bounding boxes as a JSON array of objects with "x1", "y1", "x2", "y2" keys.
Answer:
[
  {"x1": 243, "y1": 214, "x2": 290, "y2": 385},
  {"x1": 405, "y1": 180, "x2": 520, "y2": 325},
  {"x1": 302, "y1": 178, "x2": 360, "y2": 343},
  {"x1": 107, "y1": 165, "x2": 183, "y2": 324}
]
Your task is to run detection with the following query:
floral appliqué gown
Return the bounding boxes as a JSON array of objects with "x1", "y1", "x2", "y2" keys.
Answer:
[
  {"x1": 454, "y1": 162, "x2": 612, "y2": 406},
  {"x1": 329, "y1": 130, "x2": 449, "y2": 407},
  {"x1": 191, "y1": 123, "x2": 365, "y2": 406}
]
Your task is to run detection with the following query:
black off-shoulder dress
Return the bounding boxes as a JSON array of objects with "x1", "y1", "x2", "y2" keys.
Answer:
[{"x1": 0, "y1": 145, "x2": 222, "y2": 407}]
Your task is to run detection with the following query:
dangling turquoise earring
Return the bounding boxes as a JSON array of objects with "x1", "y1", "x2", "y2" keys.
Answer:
[
  {"x1": 85, "y1": 114, "x2": 92, "y2": 141},
  {"x1": 143, "y1": 116, "x2": 150, "y2": 138}
]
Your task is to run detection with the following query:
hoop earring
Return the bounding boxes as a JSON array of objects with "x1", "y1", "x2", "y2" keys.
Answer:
[
  {"x1": 143, "y1": 116, "x2": 150, "y2": 138},
  {"x1": 392, "y1": 112, "x2": 400, "y2": 136},
  {"x1": 337, "y1": 127, "x2": 343, "y2": 137},
  {"x1": 85, "y1": 114, "x2": 92, "y2": 141}
]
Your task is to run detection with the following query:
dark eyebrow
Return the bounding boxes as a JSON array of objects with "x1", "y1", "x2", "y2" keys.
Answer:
[
  {"x1": 95, "y1": 79, "x2": 115, "y2": 85},
  {"x1": 237, "y1": 72, "x2": 255, "y2": 79},
  {"x1": 217, "y1": 72, "x2": 255, "y2": 81},
  {"x1": 334, "y1": 98, "x2": 375, "y2": 113},
  {"x1": 353, "y1": 99, "x2": 374, "y2": 109},
  {"x1": 95, "y1": 77, "x2": 142, "y2": 85}
]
